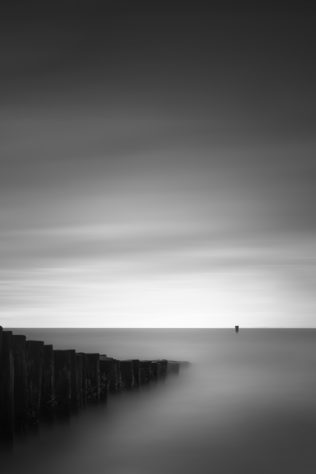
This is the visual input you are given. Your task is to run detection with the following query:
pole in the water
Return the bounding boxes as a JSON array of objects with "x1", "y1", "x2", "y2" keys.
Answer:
[{"x1": 235, "y1": 325, "x2": 239, "y2": 333}]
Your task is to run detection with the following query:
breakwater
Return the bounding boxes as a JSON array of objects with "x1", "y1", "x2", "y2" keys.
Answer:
[{"x1": 0, "y1": 326, "x2": 180, "y2": 444}]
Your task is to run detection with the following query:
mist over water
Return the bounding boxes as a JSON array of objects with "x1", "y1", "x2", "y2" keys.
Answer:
[{"x1": 3, "y1": 329, "x2": 316, "y2": 474}]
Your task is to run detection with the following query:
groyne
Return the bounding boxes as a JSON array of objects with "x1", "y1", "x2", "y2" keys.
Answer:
[{"x1": 0, "y1": 326, "x2": 180, "y2": 444}]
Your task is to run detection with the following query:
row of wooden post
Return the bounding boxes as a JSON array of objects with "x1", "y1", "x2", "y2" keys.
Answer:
[{"x1": 0, "y1": 327, "x2": 179, "y2": 443}]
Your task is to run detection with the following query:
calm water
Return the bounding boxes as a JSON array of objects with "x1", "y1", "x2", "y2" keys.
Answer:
[{"x1": 2, "y1": 329, "x2": 316, "y2": 474}]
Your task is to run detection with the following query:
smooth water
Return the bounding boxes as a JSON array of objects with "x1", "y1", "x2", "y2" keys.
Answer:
[{"x1": 2, "y1": 329, "x2": 316, "y2": 474}]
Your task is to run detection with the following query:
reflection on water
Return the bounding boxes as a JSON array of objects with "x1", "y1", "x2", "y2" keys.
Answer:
[{"x1": 2, "y1": 329, "x2": 316, "y2": 474}]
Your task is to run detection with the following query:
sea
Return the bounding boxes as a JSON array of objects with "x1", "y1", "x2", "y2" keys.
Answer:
[{"x1": 2, "y1": 329, "x2": 316, "y2": 474}]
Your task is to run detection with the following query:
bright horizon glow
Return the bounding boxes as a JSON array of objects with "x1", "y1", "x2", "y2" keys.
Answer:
[{"x1": 2, "y1": 230, "x2": 315, "y2": 328}]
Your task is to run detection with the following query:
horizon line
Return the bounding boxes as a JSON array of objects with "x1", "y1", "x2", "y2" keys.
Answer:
[{"x1": 4, "y1": 326, "x2": 316, "y2": 330}]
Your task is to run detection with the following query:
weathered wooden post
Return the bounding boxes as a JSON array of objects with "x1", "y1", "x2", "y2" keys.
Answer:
[
  {"x1": 75, "y1": 353, "x2": 85, "y2": 408},
  {"x1": 86, "y1": 354, "x2": 100, "y2": 402},
  {"x1": 69, "y1": 350, "x2": 80, "y2": 410},
  {"x1": 102, "y1": 358, "x2": 114, "y2": 392},
  {"x1": 78, "y1": 353, "x2": 88, "y2": 406},
  {"x1": 99, "y1": 355, "x2": 109, "y2": 401},
  {"x1": 0, "y1": 330, "x2": 15, "y2": 443},
  {"x1": 101, "y1": 357, "x2": 121, "y2": 392},
  {"x1": 139, "y1": 361, "x2": 146, "y2": 384},
  {"x1": 155, "y1": 360, "x2": 163, "y2": 378},
  {"x1": 26, "y1": 340, "x2": 44, "y2": 425},
  {"x1": 41, "y1": 344, "x2": 55, "y2": 417},
  {"x1": 120, "y1": 360, "x2": 135, "y2": 389},
  {"x1": 54, "y1": 350, "x2": 72, "y2": 415},
  {"x1": 140, "y1": 361, "x2": 152, "y2": 384},
  {"x1": 151, "y1": 362, "x2": 159, "y2": 381},
  {"x1": 160, "y1": 359, "x2": 168, "y2": 378},
  {"x1": 12, "y1": 335, "x2": 28, "y2": 430},
  {"x1": 115, "y1": 360, "x2": 122, "y2": 391},
  {"x1": 132, "y1": 359, "x2": 140, "y2": 387}
]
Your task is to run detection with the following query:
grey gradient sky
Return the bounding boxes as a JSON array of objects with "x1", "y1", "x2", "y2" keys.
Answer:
[{"x1": 1, "y1": 1, "x2": 316, "y2": 327}]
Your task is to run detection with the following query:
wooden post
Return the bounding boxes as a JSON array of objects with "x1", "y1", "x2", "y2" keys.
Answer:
[
  {"x1": 26, "y1": 341, "x2": 44, "y2": 425},
  {"x1": 41, "y1": 345, "x2": 55, "y2": 417},
  {"x1": 86, "y1": 354, "x2": 100, "y2": 402},
  {"x1": 151, "y1": 362, "x2": 159, "y2": 380},
  {"x1": 132, "y1": 359, "x2": 140, "y2": 387},
  {"x1": 160, "y1": 359, "x2": 168, "y2": 378},
  {"x1": 116, "y1": 360, "x2": 122, "y2": 391},
  {"x1": 12, "y1": 335, "x2": 28, "y2": 430},
  {"x1": 101, "y1": 358, "x2": 121, "y2": 392},
  {"x1": 152, "y1": 360, "x2": 168, "y2": 379},
  {"x1": 69, "y1": 350, "x2": 80, "y2": 410},
  {"x1": 120, "y1": 360, "x2": 135, "y2": 389},
  {"x1": 139, "y1": 361, "x2": 146, "y2": 384},
  {"x1": 99, "y1": 355, "x2": 108, "y2": 401},
  {"x1": 54, "y1": 350, "x2": 72, "y2": 415},
  {"x1": 0, "y1": 330, "x2": 15, "y2": 443},
  {"x1": 154, "y1": 360, "x2": 163, "y2": 378},
  {"x1": 140, "y1": 361, "x2": 152, "y2": 384},
  {"x1": 75, "y1": 353, "x2": 85, "y2": 408},
  {"x1": 102, "y1": 358, "x2": 114, "y2": 392},
  {"x1": 78, "y1": 353, "x2": 88, "y2": 406}
]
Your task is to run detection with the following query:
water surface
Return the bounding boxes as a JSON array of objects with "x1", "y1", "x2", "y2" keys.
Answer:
[{"x1": 3, "y1": 329, "x2": 316, "y2": 474}]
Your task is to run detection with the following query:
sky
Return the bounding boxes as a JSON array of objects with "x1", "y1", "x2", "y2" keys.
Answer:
[{"x1": 1, "y1": 1, "x2": 316, "y2": 327}]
